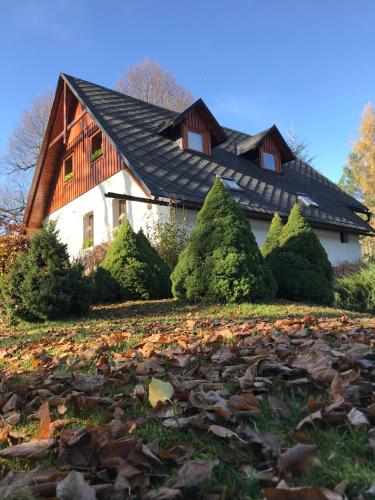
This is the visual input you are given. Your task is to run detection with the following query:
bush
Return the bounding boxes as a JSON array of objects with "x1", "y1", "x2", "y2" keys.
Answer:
[
  {"x1": 267, "y1": 204, "x2": 334, "y2": 305},
  {"x1": 261, "y1": 213, "x2": 283, "y2": 257},
  {"x1": 171, "y1": 177, "x2": 276, "y2": 303},
  {"x1": 93, "y1": 221, "x2": 171, "y2": 303},
  {"x1": 75, "y1": 242, "x2": 110, "y2": 275},
  {"x1": 0, "y1": 223, "x2": 91, "y2": 322},
  {"x1": 147, "y1": 205, "x2": 190, "y2": 270},
  {"x1": 0, "y1": 224, "x2": 29, "y2": 274},
  {"x1": 334, "y1": 259, "x2": 365, "y2": 279},
  {"x1": 335, "y1": 263, "x2": 375, "y2": 312}
]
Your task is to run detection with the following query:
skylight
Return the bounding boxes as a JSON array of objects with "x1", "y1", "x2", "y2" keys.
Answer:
[
  {"x1": 220, "y1": 176, "x2": 243, "y2": 191},
  {"x1": 297, "y1": 193, "x2": 319, "y2": 207}
]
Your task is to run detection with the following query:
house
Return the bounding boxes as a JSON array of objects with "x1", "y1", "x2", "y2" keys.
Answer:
[{"x1": 24, "y1": 73, "x2": 373, "y2": 265}]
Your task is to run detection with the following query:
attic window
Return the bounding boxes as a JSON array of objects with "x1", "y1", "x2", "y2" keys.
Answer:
[
  {"x1": 262, "y1": 151, "x2": 277, "y2": 171},
  {"x1": 297, "y1": 193, "x2": 319, "y2": 207},
  {"x1": 220, "y1": 176, "x2": 243, "y2": 191},
  {"x1": 187, "y1": 131, "x2": 204, "y2": 152},
  {"x1": 91, "y1": 131, "x2": 103, "y2": 162}
]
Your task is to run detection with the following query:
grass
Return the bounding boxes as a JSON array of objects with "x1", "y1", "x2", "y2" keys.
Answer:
[{"x1": 0, "y1": 298, "x2": 373, "y2": 498}]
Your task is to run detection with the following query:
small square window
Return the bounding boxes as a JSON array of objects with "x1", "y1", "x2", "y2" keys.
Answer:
[
  {"x1": 91, "y1": 131, "x2": 103, "y2": 162},
  {"x1": 220, "y1": 176, "x2": 243, "y2": 191},
  {"x1": 64, "y1": 156, "x2": 73, "y2": 182},
  {"x1": 263, "y1": 151, "x2": 277, "y2": 171},
  {"x1": 187, "y1": 130, "x2": 204, "y2": 152},
  {"x1": 340, "y1": 232, "x2": 349, "y2": 243},
  {"x1": 297, "y1": 193, "x2": 319, "y2": 207}
]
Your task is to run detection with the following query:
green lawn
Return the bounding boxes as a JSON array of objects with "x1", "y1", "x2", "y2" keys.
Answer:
[{"x1": 0, "y1": 299, "x2": 373, "y2": 499}]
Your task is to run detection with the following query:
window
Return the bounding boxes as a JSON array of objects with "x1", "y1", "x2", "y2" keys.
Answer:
[
  {"x1": 113, "y1": 199, "x2": 126, "y2": 228},
  {"x1": 262, "y1": 151, "x2": 277, "y2": 171},
  {"x1": 64, "y1": 156, "x2": 73, "y2": 182},
  {"x1": 83, "y1": 212, "x2": 94, "y2": 248},
  {"x1": 297, "y1": 193, "x2": 319, "y2": 207},
  {"x1": 220, "y1": 176, "x2": 243, "y2": 191},
  {"x1": 187, "y1": 130, "x2": 204, "y2": 152},
  {"x1": 91, "y1": 131, "x2": 103, "y2": 162},
  {"x1": 340, "y1": 232, "x2": 349, "y2": 243}
]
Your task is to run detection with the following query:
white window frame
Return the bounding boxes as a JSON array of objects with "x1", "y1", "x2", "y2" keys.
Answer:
[{"x1": 297, "y1": 193, "x2": 319, "y2": 207}]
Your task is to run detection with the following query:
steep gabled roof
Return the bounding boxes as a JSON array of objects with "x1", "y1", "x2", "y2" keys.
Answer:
[
  {"x1": 159, "y1": 98, "x2": 227, "y2": 145},
  {"x1": 236, "y1": 124, "x2": 295, "y2": 163},
  {"x1": 25, "y1": 74, "x2": 373, "y2": 234}
]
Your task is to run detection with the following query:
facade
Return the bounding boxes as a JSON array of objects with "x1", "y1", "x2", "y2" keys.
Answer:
[{"x1": 24, "y1": 74, "x2": 373, "y2": 265}]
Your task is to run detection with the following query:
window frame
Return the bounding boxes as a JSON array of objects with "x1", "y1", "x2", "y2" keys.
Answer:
[
  {"x1": 260, "y1": 148, "x2": 280, "y2": 172},
  {"x1": 220, "y1": 176, "x2": 243, "y2": 191},
  {"x1": 63, "y1": 155, "x2": 74, "y2": 183},
  {"x1": 297, "y1": 193, "x2": 319, "y2": 208},
  {"x1": 83, "y1": 212, "x2": 94, "y2": 248},
  {"x1": 187, "y1": 130, "x2": 204, "y2": 153},
  {"x1": 90, "y1": 131, "x2": 103, "y2": 163}
]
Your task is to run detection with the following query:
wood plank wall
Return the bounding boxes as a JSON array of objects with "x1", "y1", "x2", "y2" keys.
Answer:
[
  {"x1": 182, "y1": 109, "x2": 211, "y2": 155},
  {"x1": 47, "y1": 107, "x2": 123, "y2": 215},
  {"x1": 260, "y1": 135, "x2": 282, "y2": 172}
]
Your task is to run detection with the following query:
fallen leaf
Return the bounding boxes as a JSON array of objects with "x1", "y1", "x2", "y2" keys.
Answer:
[
  {"x1": 36, "y1": 402, "x2": 52, "y2": 440},
  {"x1": 0, "y1": 439, "x2": 56, "y2": 459},
  {"x1": 208, "y1": 424, "x2": 244, "y2": 441},
  {"x1": 263, "y1": 486, "x2": 343, "y2": 499},
  {"x1": 173, "y1": 459, "x2": 218, "y2": 489},
  {"x1": 56, "y1": 470, "x2": 96, "y2": 500},
  {"x1": 149, "y1": 378, "x2": 174, "y2": 408},
  {"x1": 347, "y1": 407, "x2": 370, "y2": 427},
  {"x1": 278, "y1": 443, "x2": 317, "y2": 474}
]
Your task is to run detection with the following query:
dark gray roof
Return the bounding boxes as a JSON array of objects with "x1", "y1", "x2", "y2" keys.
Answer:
[{"x1": 63, "y1": 74, "x2": 372, "y2": 234}]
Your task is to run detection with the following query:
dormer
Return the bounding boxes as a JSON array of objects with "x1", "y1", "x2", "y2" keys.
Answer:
[
  {"x1": 160, "y1": 99, "x2": 226, "y2": 155},
  {"x1": 237, "y1": 125, "x2": 295, "y2": 172}
]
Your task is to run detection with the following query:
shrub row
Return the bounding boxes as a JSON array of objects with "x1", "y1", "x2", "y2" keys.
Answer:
[{"x1": 335, "y1": 263, "x2": 375, "y2": 313}]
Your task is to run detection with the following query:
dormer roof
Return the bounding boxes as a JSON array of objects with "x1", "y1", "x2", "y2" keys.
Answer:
[{"x1": 237, "y1": 124, "x2": 295, "y2": 163}]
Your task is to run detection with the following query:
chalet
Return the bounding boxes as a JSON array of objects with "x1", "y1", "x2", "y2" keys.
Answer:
[{"x1": 24, "y1": 73, "x2": 373, "y2": 264}]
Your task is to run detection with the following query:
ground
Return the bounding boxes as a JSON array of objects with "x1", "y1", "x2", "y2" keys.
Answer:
[{"x1": 0, "y1": 300, "x2": 374, "y2": 499}]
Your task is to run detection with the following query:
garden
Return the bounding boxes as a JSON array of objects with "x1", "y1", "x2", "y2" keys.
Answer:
[{"x1": 0, "y1": 178, "x2": 374, "y2": 499}]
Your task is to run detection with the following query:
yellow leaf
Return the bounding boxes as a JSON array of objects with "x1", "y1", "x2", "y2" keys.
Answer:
[
  {"x1": 148, "y1": 378, "x2": 174, "y2": 408},
  {"x1": 32, "y1": 358, "x2": 42, "y2": 368}
]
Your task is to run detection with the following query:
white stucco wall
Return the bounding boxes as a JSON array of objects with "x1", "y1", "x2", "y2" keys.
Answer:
[{"x1": 45, "y1": 171, "x2": 362, "y2": 265}]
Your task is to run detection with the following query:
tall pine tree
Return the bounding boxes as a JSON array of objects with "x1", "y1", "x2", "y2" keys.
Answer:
[
  {"x1": 172, "y1": 177, "x2": 275, "y2": 303},
  {"x1": 261, "y1": 213, "x2": 283, "y2": 257}
]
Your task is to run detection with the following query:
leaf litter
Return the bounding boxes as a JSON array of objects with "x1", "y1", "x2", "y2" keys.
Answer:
[{"x1": 0, "y1": 313, "x2": 373, "y2": 498}]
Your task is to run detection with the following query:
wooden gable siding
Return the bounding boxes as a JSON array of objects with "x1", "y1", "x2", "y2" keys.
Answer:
[
  {"x1": 260, "y1": 135, "x2": 282, "y2": 172},
  {"x1": 182, "y1": 109, "x2": 211, "y2": 155},
  {"x1": 47, "y1": 103, "x2": 124, "y2": 215}
]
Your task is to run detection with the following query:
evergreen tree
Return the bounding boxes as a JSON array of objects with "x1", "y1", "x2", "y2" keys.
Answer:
[
  {"x1": 261, "y1": 213, "x2": 283, "y2": 257},
  {"x1": 94, "y1": 221, "x2": 171, "y2": 303},
  {"x1": 0, "y1": 223, "x2": 90, "y2": 321},
  {"x1": 171, "y1": 177, "x2": 275, "y2": 303},
  {"x1": 269, "y1": 204, "x2": 333, "y2": 304}
]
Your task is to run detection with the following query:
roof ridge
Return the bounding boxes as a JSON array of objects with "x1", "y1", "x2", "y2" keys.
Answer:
[{"x1": 61, "y1": 73, "x2": 180, "y2": 116}]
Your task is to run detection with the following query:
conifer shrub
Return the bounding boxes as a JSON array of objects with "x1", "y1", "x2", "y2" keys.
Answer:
[
  {"x1": 0, "y1": 223, "x2": 91, "y2": 321},
  {"x1": 171, "y1": 177, "x2": 276, "y2": 303},
  {"x1": 267, "y1": 204, "x2": 334, "y2": 304},
  {"x1": 261, "y1": 213, "x2": 283, "y2": 257},
  {"x1": 335, "y1": 263, "x2": 375, "y2": 312},
  {"x1": 93, "y1": 221, "x2": 171, "y2": 303}
]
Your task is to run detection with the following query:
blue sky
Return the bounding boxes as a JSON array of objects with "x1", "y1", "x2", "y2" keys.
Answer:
[{"x1": 1, "y1": 0, "x2": 374, "y2": 182}]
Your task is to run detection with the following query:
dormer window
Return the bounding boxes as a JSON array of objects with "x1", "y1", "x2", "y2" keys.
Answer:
[
  {"x1": 187, "y1": 130, "x2": 204, "y2": 152},
  {"x1": 263, "y1": 151, "x2": 277, "y2": 171},
  {"x1": 220, "y1": 176, "x2": 243, "y2": 191},
  {"x1": 297, "y1": 193, "x2": 319, "y2": 207}
]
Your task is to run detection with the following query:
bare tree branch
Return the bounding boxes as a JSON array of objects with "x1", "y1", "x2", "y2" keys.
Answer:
[
  {"x1": 116, "y1": 58, "x2": 194, "y2": 112},
  {"x1": 286, "y1": 124, "x2": 316, "y2": 165}
]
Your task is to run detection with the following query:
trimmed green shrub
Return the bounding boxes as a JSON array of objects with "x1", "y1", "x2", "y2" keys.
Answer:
[
  {"x1": 261, "y1": 213, "x2": 283, "y2": 257},
  {"x1": 93, "y1": 221, "x2": 171, "y2": 303},
  {"x1": 0, "y1": 223, "x2": 91, "y2": 321},
  {"x1": 268, "y1": 204, "x2": 334, "y2": 304},
  {"x1": 171, "y1": 177, "x2": 276, "y2": 303},
  {"x1": 335, "y1": 263, "x2": 375, "y2": 312}
]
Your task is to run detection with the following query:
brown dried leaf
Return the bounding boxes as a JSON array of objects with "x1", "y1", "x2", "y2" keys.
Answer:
[
  {"x1": 278, "y1": 443, "x2": 317, "y2": 474},
  {"x1": 173, "y1": 459, "x2": 218, "y2": 489},
  {"x1": 0, "y1": 439, "x2": 56, "y2": 459},
  {"x1": 36, "y1": 402, "x2": 51, "y2": 440}
]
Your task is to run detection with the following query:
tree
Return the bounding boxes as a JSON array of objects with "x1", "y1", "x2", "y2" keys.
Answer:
[
  {"x1": 268, "y1": 205, "x2": 333, "y2": 305},
  {"x1": 286, "y1": 125, "x2": 316, "y2": 165},
  {"x1": 345, "y1": 103, "x2": 375, "y2": 209},
  {"x1": 171, "y1": 177, "x2": 276, "y2": 303},
  {"x1": 0, "y1": 223, "x2": 90, "y2": 321},
  {"x1": 261, "y1": 213, "x2": 283, "y2": 257},
  {"x1": 0, "y1": 91, "x2": 53, "y2": 230},
  {"x1": 338, "y1": 156, "x2": 362, "y2": 199},
  {"x1": 93, "y1": 221, "x2": 171, "y2": 303},
  {"x1": 116, "y1": 58, "x2": 194, "y2": 112}
]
